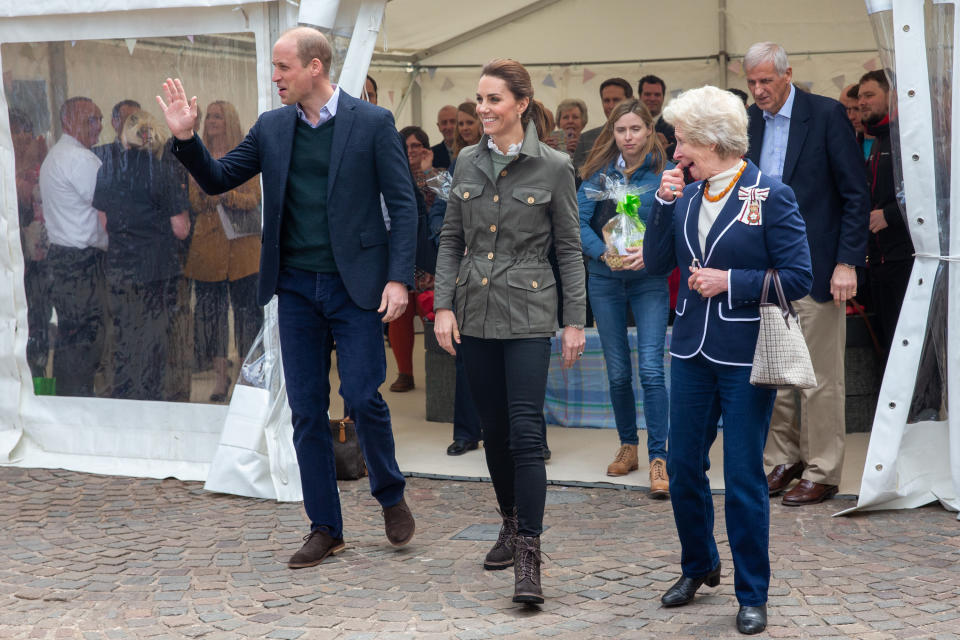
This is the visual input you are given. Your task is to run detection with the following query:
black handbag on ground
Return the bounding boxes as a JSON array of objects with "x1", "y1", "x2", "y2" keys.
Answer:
[{"x1": 329, "y1": 417, "x2": 367, "y2": 480}]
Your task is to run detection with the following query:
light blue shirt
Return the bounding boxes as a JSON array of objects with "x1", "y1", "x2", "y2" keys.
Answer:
[
  {"x1": 759, "y1": 84, "x2": 796, "y2": 180},
  {"x1": 296, "y1": 84, "x2": 340, "y2": 128}
]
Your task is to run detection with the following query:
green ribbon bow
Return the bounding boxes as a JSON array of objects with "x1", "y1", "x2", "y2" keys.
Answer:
[{"x1": 616, "y1": 194, "x2": 640, "y2": 219}]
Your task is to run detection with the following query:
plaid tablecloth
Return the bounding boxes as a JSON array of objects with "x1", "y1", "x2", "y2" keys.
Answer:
[{"x1": 544, "y1": 327, "x2": 671, "y2": 429}]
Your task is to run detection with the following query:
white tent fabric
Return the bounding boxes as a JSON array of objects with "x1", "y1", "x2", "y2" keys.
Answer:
[{"x1": 1, "y1": 0, "x2": 957, "y2": 516}]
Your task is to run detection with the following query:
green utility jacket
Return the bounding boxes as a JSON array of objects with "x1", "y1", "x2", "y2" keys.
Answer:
[{"x1": 434, "y1": 120, "x2": 586, "y2": 339}]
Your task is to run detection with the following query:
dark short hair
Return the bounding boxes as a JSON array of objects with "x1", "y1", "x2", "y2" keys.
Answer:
[
  {"x1": 638, "y1": 75, "x2": 666, "y2": 94},
  {"x1": 845, "y1": 84, "x2": 860, "y2": 99},
  {"x1": 366, "y1": 74, "x2": 378, "y2": 93},
  {"x1": 111, "y1": 99, "x2": 141, "y2": 123},
  {"x1": 60, "y1": 96, "x2": 94, "y2": 126},
  {"x1": 599, "y1": 77, "x2": 633, "y2": 99},
  {"x1": 399, "y1": 125, "x2": 429, "y2": 149},
  {"x1": 727, "y1": 88, "x2": 748, "y2": 106},
  {"x1": 859, "y1": 70, "x2": 890, "y2": 93}
]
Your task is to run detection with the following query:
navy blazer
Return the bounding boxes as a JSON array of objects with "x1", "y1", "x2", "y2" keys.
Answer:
[
  {"x1": 644, "y1": 160, "x2": 812, "y2": 366},
  {"x1": 172, "y1": 91, "x2": 417, "y2": 308},
  {"x1": 747, "y1": 89, "x2": 869, "y2": 303}
]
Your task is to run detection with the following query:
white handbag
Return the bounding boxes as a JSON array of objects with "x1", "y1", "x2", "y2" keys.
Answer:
[{"x1": 750, "y1": 269, "x2": 817, "y2": 390}]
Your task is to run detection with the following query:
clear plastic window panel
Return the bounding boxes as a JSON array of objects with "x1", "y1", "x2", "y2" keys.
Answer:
[{"x1": 4, "y1": 33, "x2": 261, "y2": 404}]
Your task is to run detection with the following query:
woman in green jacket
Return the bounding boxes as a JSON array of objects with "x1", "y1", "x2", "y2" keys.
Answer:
[{"x1": 433, "y1": 58, "x2": 586, "y2": 606}]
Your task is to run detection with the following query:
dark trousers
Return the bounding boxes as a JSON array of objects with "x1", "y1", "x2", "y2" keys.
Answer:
[
  {"x1": 668, "y1": 354, "x2": 776, "y2": 607},
  {"x1": 460, "y1": 335, "x2": 550, "y2": 536},
  {"x1": 453, "y1": 344, "x2": 482, "y2": 443},
  {"x1": 194, "y1": 275, "x2": 262, "y2": 366},
  {"x1": 869, "y1": 258, "x2": 914, "y2": 360},
  {"x1": 108, "y1": 274, "x2": 177, "y2": 401},
  {"x1": 47, "y1": 245, "x2": 105, "y2": 396},
  {"x1": 23, "y1": 259, "x2": 53, "y2": 378},
  {"x1": 276, "y1": 268, "x2": 405, "y2": 538}
]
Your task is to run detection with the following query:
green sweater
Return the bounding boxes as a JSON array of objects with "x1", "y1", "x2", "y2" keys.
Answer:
[{"x1": 280, "y1": 117, "x2": 337, "y2": 273}]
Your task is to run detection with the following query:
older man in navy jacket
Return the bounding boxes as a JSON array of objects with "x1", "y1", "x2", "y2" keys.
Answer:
[
  {"x1": 744, "y1": 42, "x2": 870, "y2": 506},
  {"x1": 159, "y1": 26, "x2": 418, "y2": 567}
]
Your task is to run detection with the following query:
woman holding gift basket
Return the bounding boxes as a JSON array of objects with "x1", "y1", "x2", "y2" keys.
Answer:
[
  {"x1": 643, "y1": 86, "x2": 811, "y2": 635},
  {"x1": 577, "y1": 99, "x2": 673, "y2": 495},
  {"x1": 433, "y1": 58, "x2": 586, "y2": 606}
]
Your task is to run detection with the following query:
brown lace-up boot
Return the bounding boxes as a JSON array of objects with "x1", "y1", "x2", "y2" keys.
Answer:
[
  {"x1": 512, "y1": 535, "x2": 544, "y2": 604},
  {"x1": 606, "y1": 444, "x2": 639, "y2": 476},
  {"x1": 649, "y1": 457, "x2": 669, "y2": 498},
  {"x1": 484, "y1": 508, "x2": 518, "y2": 570}
]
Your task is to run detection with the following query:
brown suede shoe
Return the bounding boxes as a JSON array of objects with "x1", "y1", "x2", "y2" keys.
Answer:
[
  {"x1": 649, "y1": 458, "x2": 669, "y2": 499},
  {"x1": 287, "y1": 529, "x2": 346, "y2": 569},
  {"x1": 607, "y1": 444, "x2": 639, "y2": 476},
  {"x1": 389, "y1": 373, "x2": 415, "y2": 392},
  {"x1": 483, "y1": 508, "x2": 517, "y2": 570},
  {"x1": 782, "y1": 479, "x2": 838, "y2": 506},
  {"x1": 383, "y1": 497, "x2": 416, "y2": 546},
  {"x1": 512, "y1": 535, "x2": 543, "y2": 604},
  {"x1": 767, "y1": 462, "x2": 805, "y2": 496}
]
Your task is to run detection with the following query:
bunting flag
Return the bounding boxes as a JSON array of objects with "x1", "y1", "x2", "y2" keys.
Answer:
[
  {"x1": 427, "y1": 67, "x2": 437, "y2": 80},
  {"x1": 441, "y1": 77, "x2": 454, "y2": 91},
  {"x1": 582, "y1": 68, "x2": 596, "y2": 84},
  {"x1": 832, "y1": 74, "x2": 846, "y2": 90},
  {"x1": 70, "y1": 41, "x2": 77, "y2": 47},
  {"x1": 863, "y1": 57, "x2": 880, "y2": 71},
  {"x1": 671, "y1": 89, "x2": 682, "y2": 98},
  {"x1": 799, "y1": 81, "x2": 814, "y2": 92},
  {"x1": 542, "y1": 73, "x2": 556, "y2": 88},
  {"x1": 727, "y1": 60, "x2": 743, "y2": 76},
  {"x1": 187, "y1": 35, "x2": 195, "y2": 44},
  {"x1": 388, "y1": 90, "x2": 395, "y2": 104},
  {"x1": 125, "y1": 38, "x2": 137, "y2": 56}
]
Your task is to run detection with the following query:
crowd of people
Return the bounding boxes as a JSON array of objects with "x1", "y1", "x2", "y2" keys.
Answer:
[
  {"x1": 13, "y1": 93, "x2": 262, "y2": 402},
  {"x1": 10, "y1": 24, "x2": 910, "y2": 635}
]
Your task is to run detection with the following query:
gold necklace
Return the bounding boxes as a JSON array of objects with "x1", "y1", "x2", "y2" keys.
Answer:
[{"x1": 703, "y1": 161, "x2": 746, "y2": 202}]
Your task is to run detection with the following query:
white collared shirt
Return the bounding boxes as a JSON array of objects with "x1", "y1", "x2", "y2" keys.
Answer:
[
  {"x1": 759, "y1": 84, "x2": 796, "y2": 180},
  {"x1": 39, "y1": 133, "x2": 108, "y2": 250},
  {"x1": 296, "y1": 84, "x2": 341, "y2": 128}
]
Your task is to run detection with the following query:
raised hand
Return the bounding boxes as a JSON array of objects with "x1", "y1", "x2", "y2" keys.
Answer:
[
  {"x1": 658, "y1": 166, "x2": 685, "y2": 201},
  {"x1": 156, "y1": 78, "x2": 199, "y2": 141}
]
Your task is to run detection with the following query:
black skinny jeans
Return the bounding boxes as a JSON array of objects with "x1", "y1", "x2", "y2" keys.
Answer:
[{"x1": 459, "y1": 335, "x2": 551, "y2": 536}]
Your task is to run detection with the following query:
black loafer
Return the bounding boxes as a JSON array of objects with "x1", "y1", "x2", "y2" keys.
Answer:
[
  {"x1": 661, "y1": 562, "x2": 721, "y2": 607},
  {"x1": 446, "y1": 440, "x2": 478, "y2": 456},
  {"x1": 736, "y1": 604, "x2": 767, "y2": 635},
  {"x1": 543, "y1": 447, "x2": 551, "y2": 462}
]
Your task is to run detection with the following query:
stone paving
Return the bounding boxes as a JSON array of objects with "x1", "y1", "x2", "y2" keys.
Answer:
[{"x1": 1, "y1": 467, "x2": 959, "y2": 640}]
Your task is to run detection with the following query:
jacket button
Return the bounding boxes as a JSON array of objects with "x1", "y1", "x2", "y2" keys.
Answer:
[
  {"x1": 487, "y1": 252, "x2": 494, "y2": 260},
  {"x1": 481, "y1": 277, "x2": 488, "y2": 286},
  {"x1": 489, "y1": 224, "x2": 497, "y2": 232},
  {"x1": 493, "y1": 194, "x2": 499, "y2": 202},
  {"x1": 500, "y1": 169, "x2": 508, "y2": 177},
  {"x1": 527, "y1": 196, "x2": 535, "y2": 204},
  {"x1": 532, "y1": 281, "x2": 539, "y2": 289},
  {"x1": 463, "y1": 191, "x2": 470, "y2": 199}
]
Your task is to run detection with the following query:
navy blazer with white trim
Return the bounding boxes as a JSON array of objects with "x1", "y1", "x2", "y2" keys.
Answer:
[{"x1": 643, "y1": 160, "x2": 812, "y2": 366}]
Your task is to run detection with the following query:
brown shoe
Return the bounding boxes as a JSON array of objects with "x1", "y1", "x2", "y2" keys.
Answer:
[
  {"x1": 483, "y1": 508, "x2": 517, "y2": 570},
  {"x1": 767, "y1": 462, "x2": 805, "y2": 496},
  {"x1": 512, "y1": 535, "x2": 543, "y2": 604},
  {"x1": 649, "y1": 458, "x2": 669, "y2": 499},
  {"x1": 287, "y1": 529, "x2": 346, "y2": 569},
  {"x1": 389, "y1": 373, "x2": 415, "y2": 392},
  {"x1": 782, "y1": 479, "x2": 838, "y2": 506},
  {"x1": 606, "y1": 444, "x2": 639, "y2": 476},
  {"x1": 383, "y1": 497, "x2": 415, "y2": 546}
]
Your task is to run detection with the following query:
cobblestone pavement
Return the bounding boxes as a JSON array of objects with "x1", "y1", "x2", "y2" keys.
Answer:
[{"x1": 1, "y1": 468, "x2": 959, "y2": 640}]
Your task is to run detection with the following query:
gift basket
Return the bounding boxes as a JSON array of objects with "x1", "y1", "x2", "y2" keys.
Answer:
[{"x1": 582, "y1": 174, "x2": 652, "y2": 268}]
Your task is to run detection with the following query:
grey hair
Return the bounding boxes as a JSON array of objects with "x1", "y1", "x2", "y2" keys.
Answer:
[
  {"x1": 555, "y1": 98, "x2": 588, "y2": 128},
  {"x1": 662, "y1": 85, "x2": 749, "y2": 159},
  {"x1": 743, "y1": 42, "x2": 790, "y2": 75}
]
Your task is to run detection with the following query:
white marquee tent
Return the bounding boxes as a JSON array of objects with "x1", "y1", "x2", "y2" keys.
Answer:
[{"x1": 0, "y1": 0, "x2": 956, "y2": 517}]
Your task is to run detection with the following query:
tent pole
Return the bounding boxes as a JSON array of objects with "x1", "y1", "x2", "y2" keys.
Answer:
[{"x1": 718, "y1": 0, "x2": 728, "y2": 89}]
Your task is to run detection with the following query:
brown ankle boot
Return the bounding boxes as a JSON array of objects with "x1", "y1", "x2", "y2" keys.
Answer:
[
  {"x1": 389, "y1": 373, "x2": 415, "y2": 392},
  {"x1": 483, "y1": 508, "x2": 517, "y2": 570},
  {"x1": 606, "y1": 444, "x2": 639, "y2": 476},
  {"x1": 649, "y1": 457, "x2": 669, "y2": 498},
  {"x1": 512, "y1": 535, "x2": 543, "y2": 604}
]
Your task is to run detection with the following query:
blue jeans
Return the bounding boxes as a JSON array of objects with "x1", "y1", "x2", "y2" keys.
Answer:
[
  {"x1": 276, "y1": 268, "x2": 406, "y2": 539},
  {"x1": 588, "y1": 273, "x2": 669, "y2": 460},
  {"x1": 668, "y1": 354, "x2": 776, "y2": 606}
]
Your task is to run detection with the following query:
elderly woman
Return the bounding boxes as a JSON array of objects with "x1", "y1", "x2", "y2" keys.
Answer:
[
  {"x1": 555, "y1": 98, "x2": 587, "y2": 155},
  {"x1": 643, "y1": 86, "x2": 811, "y2": 635}
]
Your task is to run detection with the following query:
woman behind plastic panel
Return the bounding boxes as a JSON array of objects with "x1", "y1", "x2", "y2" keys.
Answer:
[
  {"x1": 577, "y1": 99, "x2": 673, "y2": 496},
  {"x1": 643, "y1": 85, "x2": 812, "y2": 635},
  {"x1": 451, "y1": 101, "x2": 481, "y2": 159},
  {"x1": 184, "y1": 101, "x2": 262, "y2": 402},
  {"x1": 433, "y1": 59, "x2": 586, "y2": 606}
]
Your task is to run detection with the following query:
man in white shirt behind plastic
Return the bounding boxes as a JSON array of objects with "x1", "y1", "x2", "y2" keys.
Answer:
[{"x1": 38, "y1": 96, "x2": 108, "y2": 397}]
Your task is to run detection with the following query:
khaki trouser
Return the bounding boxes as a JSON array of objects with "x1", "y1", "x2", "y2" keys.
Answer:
[{"x1": 764, "y1": 296, "x2": 846, "y2": 485}]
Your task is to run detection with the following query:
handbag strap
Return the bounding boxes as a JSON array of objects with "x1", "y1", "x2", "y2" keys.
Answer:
[{"x1": 760, "y1": 268, "x2": 797, "y2": 323}]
